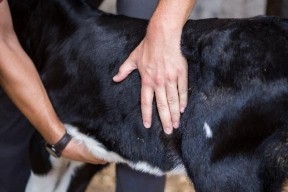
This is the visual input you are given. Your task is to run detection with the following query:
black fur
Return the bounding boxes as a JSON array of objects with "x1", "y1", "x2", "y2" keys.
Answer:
[{"x1": 8, "y1": 0, "x2": 288, "y2": 191}]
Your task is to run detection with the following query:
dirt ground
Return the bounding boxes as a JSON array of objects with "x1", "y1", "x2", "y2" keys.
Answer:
[
  {"x1": 85, "y1": 164, "x2": 195, "y2": 192},
  {"x1": 85, "y1": 164, "x2": 288, "y2": 192}
]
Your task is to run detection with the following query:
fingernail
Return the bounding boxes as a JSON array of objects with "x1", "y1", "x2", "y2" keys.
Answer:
[
  {"x1": 180, "y1": 107, "x2": 186, "y2": 113},
  {"x1": 165, "y1": 128, "x2": 173, "y2": 135},
  {"x1": 173, "y1": 122, "x2": 179, "y2": 129},
  {"x1": 144, "y1": 121, "x2": 151, "y2": 128}
]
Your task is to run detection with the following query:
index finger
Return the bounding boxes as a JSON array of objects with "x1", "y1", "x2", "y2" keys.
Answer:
[{"x1": 141, "y1": 84, "x2": 154, "y2": 128}]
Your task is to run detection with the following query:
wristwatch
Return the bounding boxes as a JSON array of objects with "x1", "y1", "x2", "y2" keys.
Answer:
[{"x1": 45, "y1": 131, "x2": 72, "y2": 158}]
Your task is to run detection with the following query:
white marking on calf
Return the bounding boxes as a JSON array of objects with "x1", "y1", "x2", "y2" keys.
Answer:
[
  {"x1": 26, "y1": 124, "x2": 186, "y2": 192},
  {"x1": 25, "y1": 171, "x2": 57, "y2": 192},
  {"x1": 128, "y1": 161, "x2": 164, "y2": 176},
  {"x1": 54, "y1": 161, "x2": 83, "y2": 192},
  {"x1": 203, "y1": 122, "x2": 213, "y2": 138},
  {"x1": 25, "y1": 157, "x2": 83, "y2": 192},
  {"x1": 66, "y1": 124, "x2": 127, "y2": 163},
  {"x1": 66, "y1": 124, "x2": 185, "y2": 175}
]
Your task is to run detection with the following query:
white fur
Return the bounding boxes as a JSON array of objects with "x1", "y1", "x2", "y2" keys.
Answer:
[
  {"x1": 170, "y1": 164, "x2": 186, "y2": 175},
  {"x1": 25, "y1": 172, "x2": 56, "y2": 192},
  {"x1": 203, "y1": 122, "x2": 213, "y2": 138},
  {"x1": 54, "y1": 161, "x2": 83, "y2": 192},
  {"x1": 66, "y1": 124, "x2": 185, "y2": 175},
  {"x1": 25, "y1": 157, "x2": 82, "y2": 192},
  {"x1": 128, "y1": 161, "x2": 164, "y2": 176},
  {"x1": 26, "y1": 124, "x2": 186, "y2": 192},
  {"x1": 66, "y1": 124, "x2": 126, "y2": 163}
]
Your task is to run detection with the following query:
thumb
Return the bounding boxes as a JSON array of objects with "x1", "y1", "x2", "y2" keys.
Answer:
[{"x1": 113, "y1": 57, "x2": 137, "y2": 82}]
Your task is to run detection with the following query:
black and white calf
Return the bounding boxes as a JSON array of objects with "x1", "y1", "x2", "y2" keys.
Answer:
[{"x1": 8, "y1": 0, "x2": 288, "y2": 191}]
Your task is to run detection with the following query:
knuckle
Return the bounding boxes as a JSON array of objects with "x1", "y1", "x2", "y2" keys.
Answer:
[
  {"x1": 154, "y1": 75, "x2": 164, "y2": 86},
  {"x1": 166, "y1": 73, "x2": 177, "y2": 82},
  {"x1": 167, "y1": 96, "x2": 178, "y2": 105},
  {"x1": 177, "y1": 66, "x2": 188, "y2": 77},
  {"x1": 170, "y1": 106, "x2": 180, "y2": 117},
  {"x1": 141, "y1": 99, "x2": 150, "y2": 107},
  {"x1": 141, "y1": 76, "x2": 151, "y2": 85},
  {"x1": 141, "y1": 95, "x2": 152, "y2": 105},
  {"x1": 165, "y1": 70, "x2": 178, "y2": 82},
  {"x1": 171, "y1": 110, "x2": 180, "y2": 117},
  {"x1": 157, "y1": 102, "x2": 168, "y2": 112},
  {"x1": 118, "y1": 67, "x2": 126, "y2": 74},
  {"x1": 178, "y1": 87, "x2": 188, "y2": 96},
  {"x1": 119, "y1": 64, "x2": 131, "y2": 73}
]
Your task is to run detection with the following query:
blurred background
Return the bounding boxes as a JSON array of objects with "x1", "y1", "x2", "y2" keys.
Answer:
[
  {"x1": 86, "y1": 0, "x2": 287, "y2": 191},
  {"x1": 99, "y1": 0, "x2": 288, "y2": 18}
]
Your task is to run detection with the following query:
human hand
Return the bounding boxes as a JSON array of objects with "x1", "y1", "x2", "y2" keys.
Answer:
[
  {"x1": 61, "y1": 138, "x2": 107, "y2": 164},
  {"x1": 113, "y1": 26, "x2": 188, "y2": 134}
]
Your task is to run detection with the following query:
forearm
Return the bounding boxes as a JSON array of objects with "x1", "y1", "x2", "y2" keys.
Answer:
[
  {"x1": 148, "y1": 0, "x2": 196, "y2": 38},
  {"x1": 0, "y1": 36, "x2": 65, "y2": 143},
  {"x1": 0, "y1": 0, "x2": 65, "y2": 144}
]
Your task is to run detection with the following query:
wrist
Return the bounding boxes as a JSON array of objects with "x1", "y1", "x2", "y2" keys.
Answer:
[
  {"x1": 146, "y1": 21, "x2": 182, "y2": 48},
  {"x1": 41, "y1": 121, "x2": 67, "y2": 144},
  {"x1": 45, "y1": 130, "x2": 72, "y2": 158},
  {"x1": 148, "y1": 15, "x2": 183, "y2": 37},
  {"x1": 148, "y1": 0, "x2": 194, "y2": 33}
]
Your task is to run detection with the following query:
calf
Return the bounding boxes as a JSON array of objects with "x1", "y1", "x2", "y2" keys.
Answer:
[{"x1": 8, "y1": 0, "x2": 288, "y2": 191}]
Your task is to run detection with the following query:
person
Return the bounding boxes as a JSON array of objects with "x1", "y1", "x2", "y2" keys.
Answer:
[{"x1": 0, "y1": 0, "x2": 195, "y2": 191}]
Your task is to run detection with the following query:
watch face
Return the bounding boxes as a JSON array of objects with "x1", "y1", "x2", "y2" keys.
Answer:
[{"x1": 46, "y1": 145, "x2": 60, "y2": 158}]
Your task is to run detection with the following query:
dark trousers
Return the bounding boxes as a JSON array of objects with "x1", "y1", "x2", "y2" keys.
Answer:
[
  {"x1": 117, "y1": 0, "x2": 158, "y2": 19},
  {"x1": 0, "y1": 89, "x2": 35, "y2": 192},
  {"x1": 116, "y1": 164, "x2": 166, "y2": 192}
]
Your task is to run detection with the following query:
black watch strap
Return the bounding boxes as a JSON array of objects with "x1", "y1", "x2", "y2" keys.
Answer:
[{"x1": 46, "y1": 131, "x2": 72, "y2": 158}]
